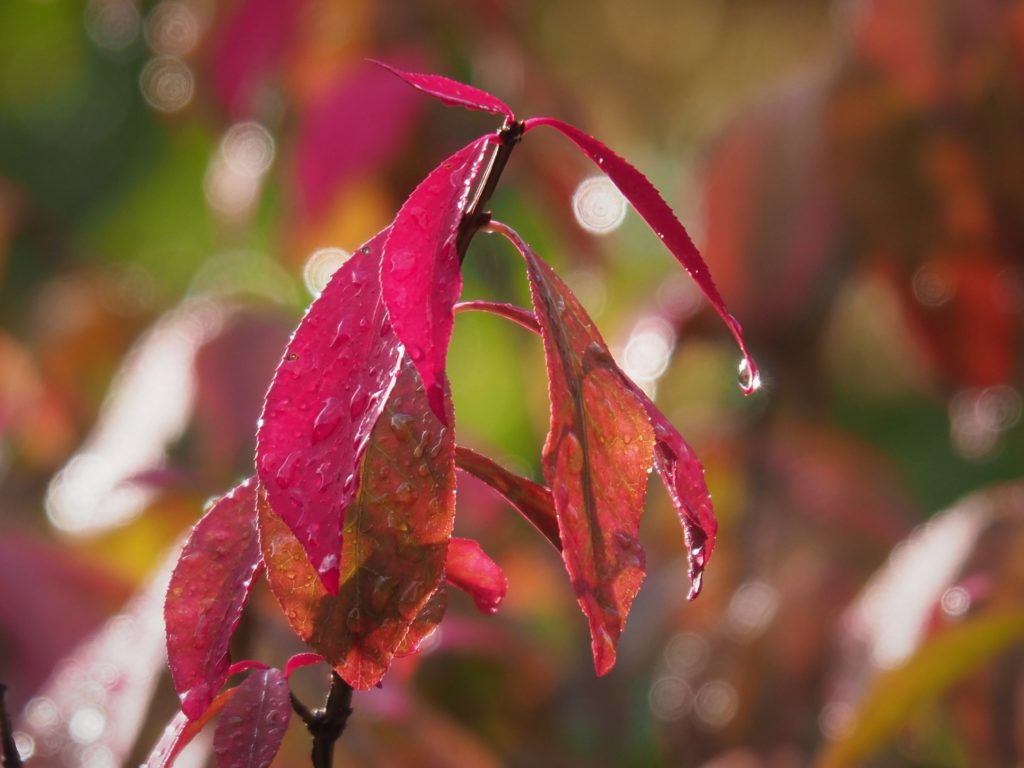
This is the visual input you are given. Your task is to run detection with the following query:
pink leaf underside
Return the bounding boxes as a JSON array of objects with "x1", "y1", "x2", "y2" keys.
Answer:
[
  {"x1": 142, "y1": 687, "x2": 237, "y2": 768},
  {"x1": 446, "y1": 537, "x2": 508, "y2": 614},
  {"x1": 522, "y1": 117, "x2": 759, "y2": 392},
  {"x1": 496, "y1": 223, "x2": 655, "y2": 676},
  {"x1": 256, "y1": 227, "x2": 403, "y2": 594},
  {"x1": 381, "y1": 136, "x2": 492, "y2": 423},
  {"x1": 454, "y1": 445, "x2": 561, "y2": 549},
  {"x1": 212, "y1": 668, "x2": 291, "y2": 768},
  {"x1": 165, "y1": 477, "x2": 263, "y2": 720},
  {"x1": 371, "y1": 60, "x2": 515, "y2": 120},
  {"x1": 258, "y1": 357, "x2": 457, "y2": 690}
]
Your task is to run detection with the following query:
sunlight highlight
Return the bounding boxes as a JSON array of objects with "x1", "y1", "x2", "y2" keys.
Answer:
[{"x1": 572, "y1": 175, "x2": 628, "y2": 234}]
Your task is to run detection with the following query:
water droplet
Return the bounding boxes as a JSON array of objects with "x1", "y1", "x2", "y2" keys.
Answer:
[
  {"x1": 564, "y1": 432, "x2": 584, "y2": 474},
  {"x1": 737, "y1": 357, "x2": 761, "y2": 394},
  {"x1": 417, "y1": 465, "x2": 429, "y2": 476},
  {"x1": 349, "y1": 388, "x2": 368, "y2": 419},
  {"x1": 370, "y1": 575, "x2": 393, "y2": 612},
  {"x1": 390, "y1": 413, "x2": 415, "y2": 438},
  {"x1": 342, "y1": 474, "x2": 356, "y2": 493},
  {"x1": 312, "y1": 398, "x2": 343, "y2": 442},
  {"x1": 346, "y1": 607, "x2": 363, "y2": 632},
  {"x1": 395, "y1": 482, "x2": 414, "y2": 504},
  {"x1": 398, "y1": 580, "x2": 425, "y2": 616},
  {"x1": 408, "y1": 345, "x2": 424, "y2": 362},
  {"x1": 275, "y1": 451, "x2": 301, "y2": 489}
]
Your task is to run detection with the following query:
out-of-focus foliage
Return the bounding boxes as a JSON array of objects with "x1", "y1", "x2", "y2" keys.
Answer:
[{"x1": 1, "y1": 0, "x2": 1022, "y2": 766}]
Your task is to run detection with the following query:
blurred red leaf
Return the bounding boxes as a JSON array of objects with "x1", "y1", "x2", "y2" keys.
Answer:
[
  {"x1": 165, "y1": 477, "x2": 263, "y2": 720},
  {"x1": 256, "y1": 228, "x2": 403, "y2": 593},
  {"x1": 259, "y1": 358, "x2": 456, "y2": 689},
  {"x1": 454, "y1": 445, "x2": 560, "y2": 549},
  {"x1": 212, "y1": 668, "x2": 290, "y2": 768},
  {"x1": 495, "y1": 222, "x2": 655, "y2": 676},
  {"x1": 446, "y1": 537, "x2": 508, "y2": 614},
  {"x1": 372, "y1": 61, "x2": 515, "y2": 120},
  {"x1": 522, "y1": 117, "x2": 759, "y2": 391},
  {"x1": 142, "y1": 687, "x2": 237, "y2": 768},
  {"x1": 381, "y1": 137, "x2": 491, "y2": 423}
]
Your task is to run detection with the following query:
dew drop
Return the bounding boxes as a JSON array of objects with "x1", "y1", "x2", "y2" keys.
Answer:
[
  {"x1": 330, "y1": 326, "x2": 351, "y2": 350},
  {"x1": 395, "y1": 482, "x2": 414, "y2": 504},
  {"x1": 275, "y1": 451, "x2": 301, "y2": 489},
  {"x1": 564, "y1": 432, "x2": 584, "y2": 474},
  {"x1": 408, "y1": 345, "x2": 424, "y2": 362},
  {"x1": 349, "y1": 388, "x2": 368, "y2": 419},
  {"x1": 370, "y1": 575, "x2": 393, "y2": 613},
  {"x1": 312, "y1": 398, "x2": 343, "y2": 442},
  {"x1": 737, "y1": 357, "x2": 761, "y2": 395}
]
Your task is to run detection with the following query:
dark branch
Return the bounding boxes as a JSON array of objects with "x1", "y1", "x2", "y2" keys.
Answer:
[
  {"x1": 0, "y1": 683, "x2": 23, "y2": 768},
  {"x1": 290, "y1": 672, "x2": 353, "y2": 768}
]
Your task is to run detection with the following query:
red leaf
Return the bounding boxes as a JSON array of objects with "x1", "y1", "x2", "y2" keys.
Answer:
[
  {"x1": 454, "y1": 445, "x2": 560, "y2": 550},
  {"x1": 256, "y1": 227, "x2": 403, "y2": 593},
  {"x1": 371, "y1": 60, "x2": 515, "y2": 120},
  {"x1": 454, "y1": 300, "x2": 542, "y2": 334},
  {"x1": 522, "y1": 117, "x2": 760, "y2": 393},
  {"x1": 381, "y1": 137, "x2": 492, "y2": 423},
  {"x1": 143, "y1": 687, "x2": 238, "y2": 768},
  {"x1": 284, "y1": 652, "x2": 324, "y2": 679},
  {"x1": 212, "y1": 668, "x2": 291, "y2": 768},
  {"x1": 396, "y1": 584, "x2": 448, "y2": 657},
  {"x1": 165, "y1": 477, "x2": 263, "y2": 720},
  {"x1": 259, "y1": 358, "x2": 456, "y2": 690},
  {"x1": 494, "y1": 222, "x2": 655, "y2": 675},
  {"x1": 446, "y1": 537, "x2": 508, "y2": 614}
]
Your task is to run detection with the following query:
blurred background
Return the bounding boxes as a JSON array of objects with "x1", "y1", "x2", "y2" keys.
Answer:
[{"x1": 1, "y1": 0, "x2": 1023, "y2": 766}]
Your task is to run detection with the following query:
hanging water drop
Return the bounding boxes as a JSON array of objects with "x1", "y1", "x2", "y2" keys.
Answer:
[{"x1": 737, "y1": 357, "x2": 761, "y2": 394}]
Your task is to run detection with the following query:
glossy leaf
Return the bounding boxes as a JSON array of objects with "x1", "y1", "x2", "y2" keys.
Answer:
[
  {"x1": 446, "y1": 537, "x2": 508, "y2": 614},
  {"x1": 454, "y1": 445, "x2": 560, "y2": 549},
  {"x1": 256, "y1": 227, "x2": 403, "y2": 593},
  {"x1": 372, "y1": 60, "x2": 515, "y2": 120},
  {"x1": 213, "y1": 668, "x2": 290, "y2": 768},
  {"x1": 381, "y1": 137, "x2": 491, "y2": 423},
  {"x1": 522, "y1": 116, "x2": 759, "y2": 392},
  {"x1": 495, "y1": 222, "x2": 655, "y2": 675},
  {"x1": 166, "y1": 477, "x2": 263, "y2": 720},
  {"x1": 142, "y1": 688, "x2": 237, "y2": 768},
  {"x1": 259, "y1": 357, "x2": 456, "y2": 689}
]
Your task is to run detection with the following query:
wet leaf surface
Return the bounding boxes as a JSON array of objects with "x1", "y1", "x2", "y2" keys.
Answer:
[
  {"x1": 496, "y1": 223, "x2": 655, "y2": 675},
  {"x1": 372, "y1": 61, "x2": 515, "y2": 120},
  {"x1": 259, "y1": 358, "x2": 456, "y2": 689},
  {"x1": 212, "y1": 668, "x2": 291, "y2": 768},
  {"x1": 446, "y1": 537, "x2": 508, "y2": 614},
  {"x1": 381, "y1": 137, "x2": 491, "y2": 422},
  {"x1": 256, "y1": 227, "x2": 403, "y2": 593},
  {"x1": 165, "y1": 477, "x2": 263, "y2": 720}
]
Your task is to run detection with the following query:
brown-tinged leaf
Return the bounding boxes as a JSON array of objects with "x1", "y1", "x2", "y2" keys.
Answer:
[
  {"x1": 166, "y1": 477, "x2": 263, "y2": 720},
  {"x1": 493, "y1": 222, "x2": 655, "y2": 675},
  {"x1": 396, "y1": 585, "x2": 448, "y2": 657},
  {"x1": 446, "y1": 537, "x2": 508, "y2": 614},
  {"x1": 259, "y1": 358, "x2": 456, "y2": 689},
  {"x1": 212, "y1": 668, "x2": 291, "y2": 768}
]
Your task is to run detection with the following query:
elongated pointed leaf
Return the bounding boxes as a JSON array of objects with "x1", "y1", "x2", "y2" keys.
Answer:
[
  {"x1": 454, "y1": 300, "x2": 542, "y2": 334},
  {"x1": 446, "y1": 537, "x2": 508, "y2": 614},
  {"x1": 213, "y1": 668, "x2": 291, "y2": 768},
  {"x1": 371, "y1": 60, "x2": 515, "y2": 120},
  {"x1": 256, "y1": 228, "x2": 403, "y2": 593},
  {"x1": 522, "y1": 116, "x2": 759, "y2": 392},
  {"x1": 495, "y1": 223, "x2": 655, "y2": 675},
  {"x1": 381, "y1": 137, "x2": 491, "y2": 422},
  {"x1": 166, "y1": 477, "x2": 263, "y2": 720},
  {"x1": 143, "y1": 688, "x2": 237, "y2": 768},
  {"x1": 259, "y1": 358, "x2": 456, "y2": 689},
  {"x1": 454, "y1": 445, "x2": 560, "y2": 549}
]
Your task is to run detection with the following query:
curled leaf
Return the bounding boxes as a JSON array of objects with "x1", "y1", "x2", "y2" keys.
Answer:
[
  {"x1": 522, "y1": 116, "x2": 759, "y2": 392},
  {"x1": 371, "y1": 60, "x2": 515, "y2": 120},
  {"x1": 256, "y1": 228, "x2": 403, "y2": 593},
  {"x1": 212, "y1": 668, "x2": 291, "y2": 768},
  {"x1": 446, "y1": 537, "x2": 508, "y2": 614},
  {"x1": 259, "y1": 358, "x2": 456, "y2": 690},
  {"x1": 454, "y1": 300, "x2": 541, "y2": 334},
  {"x1": 494, "y1": 222, "x2": 655, "y2": 676},
  {"x1": 165, "y1": 477, "x2": 263, "y2": 720},
  {"x1": 381, "y1": 137, "x2": 491, "y2": 422},
  {"x1": 142, "y1": 687, "x2": 238, "y2": 768}
]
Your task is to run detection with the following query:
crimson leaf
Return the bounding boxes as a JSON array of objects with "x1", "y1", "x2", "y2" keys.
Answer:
[
  {"x1": 165, "y1": 477, "x2": 263, "y2": 720},
  {"x1": 446, "y1": 537, "x2": 508, "y2": 614},
  {"x1": 212, "y1": 668, "x2": 290, "y2": 768},
  {"x1": 256, "y1": 227, "x2": 403, "y2": 594},
  {"x1": 142, "y1": 688, "x2": 237, "y2": 768},
  {"x1": 371, "y1": 60, "x2": 515, "y2": 120},
  {"x1": 259, "y1": 357, "x2": 456, "y2": 690},
  {"x1": 495, "y1": 222, "x2": 655, "y2": 675},
  {"x1": 381, "y1": 136, "x2": 491, "y2": 422},
  {"x1": 522, "y1": 116, "x2": 759, "y2": 392}
]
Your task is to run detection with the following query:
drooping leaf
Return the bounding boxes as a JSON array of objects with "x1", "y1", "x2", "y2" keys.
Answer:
[
  {"x1": 259, "y1": 358, "x2": 456, "y2": 689},
  {"x1": 142, "y1": 688, "x2": 237, "y2": 768},
  {"x1": 454, "y1": 300, "x2": 542, "y2": 334},
  {"x1": 381, "y1": 137, "x2": 491, "y2": 422},
  {"x1": 446, "y1": 537, "x2": 508, "y2": 614},
  {"x1": 371, "y1": 60, "x2": 515, "y2": 120},
  {"x1": 284, "y1": 652, "x2": 324, "y2": 679},
  {"x1": 494, "y1": 222, "x2": 655, "y2": 675},
  {"x1": 165, "y1": 477, "x2": 263, "y2": 720},
  {"x1": 396, "y1": 584, "x2": 448, "y2": 657},
  {"x1": 522, "y1": 117, "x2": 759, "y2": 392},
  {"x1": 454, "y1": 445, "x2": 560, "y2": 549},
  {"x1": 256, "y1": 227, "x2": 403, "y2": 593},
  {"x1": 212, "y1": 668, "x2": 291, "y2": 768}
]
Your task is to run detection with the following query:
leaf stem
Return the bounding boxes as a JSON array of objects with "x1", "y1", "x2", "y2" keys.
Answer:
[
  {"x1": 0, "y1": 683, "x2": 22, "y2": 768},
  {"x1": 291, "y1": 672, "x2": 353, "y2": 768},
  {"x1": 456, "y1": 120, "x2": 524, "y2": 265}
]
